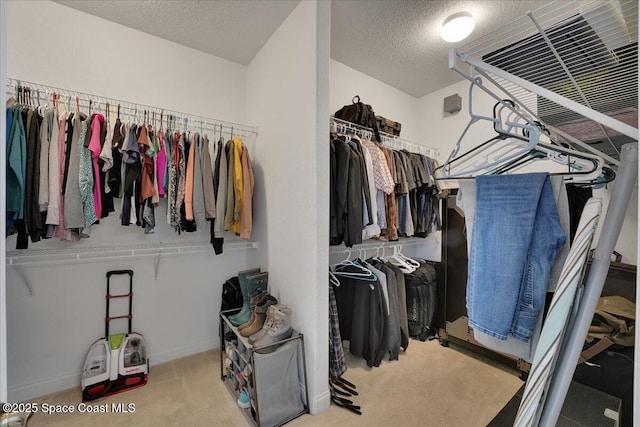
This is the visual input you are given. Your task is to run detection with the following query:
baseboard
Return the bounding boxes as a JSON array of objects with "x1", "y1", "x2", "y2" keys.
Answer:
[
  {"x1": 8, "y1": 337, "x2": 218, "y2": 403},
  {"x1": 9, "y1": 370, "x2": 81, "y2": 404},
  {"x1": 309, "y1": 389, "x2": 331, "y2": 414}
]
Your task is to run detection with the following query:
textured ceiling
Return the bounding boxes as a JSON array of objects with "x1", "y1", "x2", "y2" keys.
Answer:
[
  {"x1": 55, "y1": 0, "x2": 555, "y2": 97},
  {"x1": 331, "y1": 0, "x2": 553, "y2": 97},
  {"x1": 54, "y1": 0, "x2": 301, "y2": 65}
]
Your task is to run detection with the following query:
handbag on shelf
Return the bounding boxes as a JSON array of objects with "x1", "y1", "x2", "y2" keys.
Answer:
[
  {"x1": 334, "y1": 95, "x2": 381, "y2": 142},
  {"x1": 221, "y1": 276, "x2": 243, "y2": 315}
]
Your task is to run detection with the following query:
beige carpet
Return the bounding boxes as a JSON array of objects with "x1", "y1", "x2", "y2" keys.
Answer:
[{"x1": 25, "y1": 340, "x2": 522, "y2": 426}]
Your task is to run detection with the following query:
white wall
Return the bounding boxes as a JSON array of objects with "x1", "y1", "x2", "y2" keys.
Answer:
[
  {"x1": 6, "y1": 254, "x2": 250, "y2": 401},
  {"x1": 419, "y1": 79, "x2": 488, "y2": 163},
  {"x1": 330, "y1": 60, "x2": 423, "y2": 142},
  {"x1": 592, "y1": 185, "x2": 638, "y2": 264},
  {"x1": 7, "y1": 1, "x2": 246, "y2": 125},
  {"x1": 6, "y1": 0, "x2": 253, "y2": 401},
  {"x1": 246, "y1": 0, "x2": 330, "y2": 415}
]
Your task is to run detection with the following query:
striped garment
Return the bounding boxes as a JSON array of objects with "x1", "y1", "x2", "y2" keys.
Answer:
[{"x1": 514, "y1": 198, "x2": 602, "y2": 426}]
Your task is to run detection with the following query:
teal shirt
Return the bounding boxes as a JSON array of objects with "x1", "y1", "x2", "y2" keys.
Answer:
[{"x1": 6, "y1": 105, "x2": 26, "y2": 220}]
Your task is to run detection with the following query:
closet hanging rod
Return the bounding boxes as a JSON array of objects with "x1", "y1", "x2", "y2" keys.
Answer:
[
  {"x1": 328, "y1": 237, "x2": 437, "y2": 254},
  {"x1": 330, "y1": 116, "x2": 439, "y2": 157},
  {"x1": 5, "y1": 77, "x2": 258, "y2": 136},
  {"x1": 10, "y1": 94, "x2": 246, "y2": 135}
]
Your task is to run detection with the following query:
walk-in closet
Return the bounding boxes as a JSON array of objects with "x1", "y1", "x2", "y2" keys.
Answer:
[{"x1": 1, "y1": 1, "x2": 637, "y2": 426}]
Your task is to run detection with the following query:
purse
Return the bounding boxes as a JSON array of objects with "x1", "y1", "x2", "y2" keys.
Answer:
[
  {"x1": 334, "y1": 95, "x2": 381, "y2": 142},
  {"x1": 221, "y1": 276, "x2": 243, "y2": 314}
]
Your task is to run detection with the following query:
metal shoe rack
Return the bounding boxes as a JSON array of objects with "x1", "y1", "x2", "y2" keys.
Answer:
[{"x1": 219, "y1": 312, "x2": 309, "y2": 427}]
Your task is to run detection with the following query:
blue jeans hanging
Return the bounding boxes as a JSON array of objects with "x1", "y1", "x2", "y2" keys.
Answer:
[{"x1": 467, "y1": 173, "x2": 566, "y2": 342}]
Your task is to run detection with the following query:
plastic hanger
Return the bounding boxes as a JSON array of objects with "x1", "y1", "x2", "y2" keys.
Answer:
[
  {"x1": 386, "y1": 246, "x2": 415, "y2": 273},
  {"x1": 438, "y1": 83, "x2": 532, "y2": 178},
  {"x1": 329, "y1": 271, "x2": 341, "y2": 287},
  {"x1": 331, "y1": 251, "x2": 377, "y2": 285},
  {"x1": 485, "y1": 100, "x2": 607, "y2": 182},
  {"x1": 489, "y1": 139, "x2": 606, "y2": 182},
  {"x1": 438, "y1": 82, "x2": 607, "y2": 183},
  {"x1": 37, "y1": 89, "x2": 49, "y2": 117},
  {"x1": 439, "y1": 85, "x2": 541, "y2": 179},
  {"x1": 395, "y1": 245, "x2": 421, "y2": 268}
]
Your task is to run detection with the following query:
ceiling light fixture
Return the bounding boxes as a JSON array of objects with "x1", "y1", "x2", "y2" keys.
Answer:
[{"x1": 440, "y1": 12, "x2": 475, "y2": 43}]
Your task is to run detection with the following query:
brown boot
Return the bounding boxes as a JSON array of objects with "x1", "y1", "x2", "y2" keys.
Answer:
[
  {"x1": 238, "y1": 290, "x2": 267, "y2": 331},
  {"x1": 240, "y1": 296, "x2": 278, "y2": 337}
]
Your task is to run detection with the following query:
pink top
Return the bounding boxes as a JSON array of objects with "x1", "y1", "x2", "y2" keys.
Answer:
[
  {"x1": 89, "y1": 113, "x2": 105, "y2": 218},
  {"x1": 157, "y1": 130, "x2": 167, "y2": 197}
]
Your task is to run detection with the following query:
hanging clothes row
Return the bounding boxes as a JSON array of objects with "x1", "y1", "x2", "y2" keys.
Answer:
[
  {"x1": 5, "y1": 82, "x2": 256, "y2": 254},
  {"x1": 330, "y1": 126, "x2": 442, "y2": 248},
  {"x1": 329, "y1": 247, "x2": 437, "y2": 368}
]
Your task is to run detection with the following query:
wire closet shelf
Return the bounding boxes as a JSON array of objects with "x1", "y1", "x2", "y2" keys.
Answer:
[
  {"x1": 6, "y1": 77, "x2": 259, "y2": 137},
  {"x1": 451, "y1": 0, "x2": 638, "y2": 166},
  {"x1": 6, "y1": 241, "x2": 259, "y2": 268},
  {"x1": 330, "y1": 116, "x2": 440, "y2": 158}
]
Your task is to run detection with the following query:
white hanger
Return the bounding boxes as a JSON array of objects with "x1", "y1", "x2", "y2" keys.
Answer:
[
  {"x1": 331, "y1": 248, "x2": 378, "y2": 286},
  {"x1": 395, "y1": 245, "x2": 421, "y2": 268},
  {"x1": 329, "y1": 271, "x2": 341, "y2": 287},
  {"x1": 439, "y1": 79, "x2": 605, "y2": 184},
  {"x1": 440, "y1": 80, "x2": 540, "y2": 179},
  {"x1": 387, "y1": 245, "x2": 415, "y2": 273}
]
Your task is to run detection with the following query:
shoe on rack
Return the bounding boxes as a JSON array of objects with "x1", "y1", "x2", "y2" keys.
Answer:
[
  {"x1": 229, "y1": 268, "x2": 261, "y2": 325},
  {"x1": 238, "y1": 290, "x2": 268, "y2": 332},
  {"x1": 243, "y1": 364, "x2": 252, "y2": 382},
  {"x1": 253, "y1": 305, "x2": 293, "y2": 354},
  {"x1": 240, "y1": 296, "x2": 278, "y2": 337},
  {"x1": 225, "y1": 344, "x2": 237, "y2": 362},
  {"x1": 249, "y1": 304, "x2": 283, "y2": 344},
  {"x1": 224, "y1": 331, "x2": 238, "y2": 344},
  {"x1": 237, "y1": 389, "x2": 251, "y2": 409},
  {"x1": 231, "y1": 272, "x2": 269, "y2": 327}
]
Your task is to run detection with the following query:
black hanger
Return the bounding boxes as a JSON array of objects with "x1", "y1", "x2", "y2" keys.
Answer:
[{"x1": 329, "y1": 378, "x2": 361, "y2": 415}]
